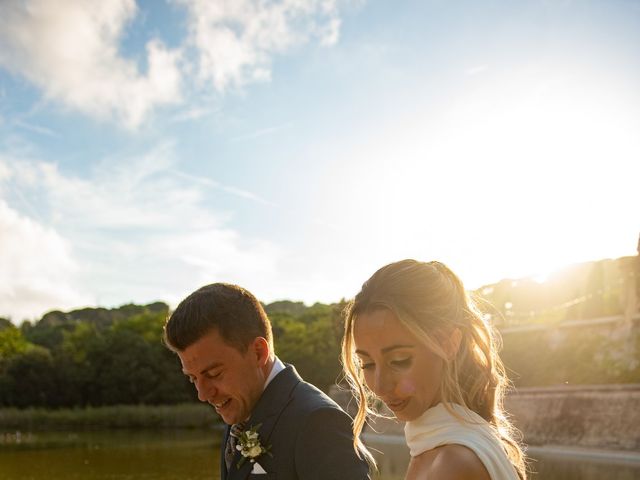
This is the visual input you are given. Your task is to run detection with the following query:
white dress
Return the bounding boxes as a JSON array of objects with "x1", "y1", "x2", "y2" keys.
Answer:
[{"x1": 404, "y1": 403, "x2": 520, "y2": 480}]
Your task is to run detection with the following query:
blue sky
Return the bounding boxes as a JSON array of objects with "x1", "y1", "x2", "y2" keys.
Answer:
[{"x1": 1, "y1": 0, "x2": 639, "y2": 322}]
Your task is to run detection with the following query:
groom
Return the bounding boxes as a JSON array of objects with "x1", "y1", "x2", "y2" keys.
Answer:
[{"x1": 164, "y1": 283, "x2": 370, "y2": 480}]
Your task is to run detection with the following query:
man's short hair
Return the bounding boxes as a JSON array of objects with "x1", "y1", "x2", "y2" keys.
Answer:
[{"x1": 164, "y1": 283, "x2": 273, "y2": 352}]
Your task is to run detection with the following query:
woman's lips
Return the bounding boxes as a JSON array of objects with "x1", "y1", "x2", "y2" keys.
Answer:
[{"x1": 384, "y1": 398, "x2": 409, "y2": 412}]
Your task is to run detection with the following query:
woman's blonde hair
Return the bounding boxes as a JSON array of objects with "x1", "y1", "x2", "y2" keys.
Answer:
[{"x1": 341, "y1": 259, "x2": 527, "y2": 479}]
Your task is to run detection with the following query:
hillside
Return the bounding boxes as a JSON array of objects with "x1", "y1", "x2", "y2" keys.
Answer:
[{"x1": 475, "y1": 255, "x2": 639, "y2": 326}]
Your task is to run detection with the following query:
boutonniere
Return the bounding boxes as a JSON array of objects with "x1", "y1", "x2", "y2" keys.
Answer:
[{"x1": 236, "y1": 423, "x2": 272, "y2": 468}]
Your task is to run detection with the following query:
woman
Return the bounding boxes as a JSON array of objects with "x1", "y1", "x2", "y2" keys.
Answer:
[{"x1": 342, "y1": 260, "x2": 527, "y2": 479}]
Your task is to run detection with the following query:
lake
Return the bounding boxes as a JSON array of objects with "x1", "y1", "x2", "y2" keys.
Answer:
[{"x1": 2, "y1": 430, "x2": 639, "y2": 479}]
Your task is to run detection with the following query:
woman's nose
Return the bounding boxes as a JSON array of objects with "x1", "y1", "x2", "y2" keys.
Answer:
[{"x1": 373, "y1": 369, "x2": 394, "y2": 396}]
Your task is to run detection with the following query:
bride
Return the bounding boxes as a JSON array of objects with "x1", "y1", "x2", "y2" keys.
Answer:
[{"x1": 342, "y1": 260, "x2": 527, "y2": 479}]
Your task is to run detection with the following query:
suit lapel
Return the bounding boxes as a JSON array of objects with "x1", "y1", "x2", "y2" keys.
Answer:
[
  {"x1": 227, "y1": 364, "x2": 302, "y2": 480},
  {"x1": 221, "y1": 424, "x2": 231, "y2": 480}
]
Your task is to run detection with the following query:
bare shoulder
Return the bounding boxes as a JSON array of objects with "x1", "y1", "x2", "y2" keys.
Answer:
[{"x1": 406, "y1": 445, "x2": 491, "y2": 480}]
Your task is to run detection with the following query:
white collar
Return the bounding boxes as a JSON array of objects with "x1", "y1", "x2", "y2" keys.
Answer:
[{"x1": 263, "y1": 356, "x2": 285, "y2": 390}]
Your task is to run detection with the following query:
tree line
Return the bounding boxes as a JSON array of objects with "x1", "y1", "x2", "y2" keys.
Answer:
[
  {"x1": 1, "y1": 290, "x2": 638, "y2": 409},
  {"x1": 0, "y1": 300, "x2": 347, "y2": 408}
]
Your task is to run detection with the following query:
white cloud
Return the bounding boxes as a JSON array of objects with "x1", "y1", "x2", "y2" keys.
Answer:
[
  {"x1": 465, "y1": 64, "x2": 489, "y2": 76},
  {"x1": 0, "y1": 199, "x2": 90, "y2": 322},
  {"x1": 177, "y1": 0, "x2": 343, "y2": 91},
  {"x1": 0, "y1": 162, "x2": 11, "y2": 182},
  {"x1": 168, "y1": 169, "x2": 276, "y2": 206},
  {"x1": 0, "y1": 149, "x2": 283, "y2": 318},
  {"x1": 0, "y1": 0, "x2": 351, "y2": 126},
  {"x1": 14, "y1": 120, "x2": 58, "y2": 138},
  {"x1": 229, "y1": 122, "x2": 293, "y2": 142},
  {"x1": 0, "y1": 0, "x2": 182, "y2": 129},
  {"x1": 169, "y1": 105, "x2": 216, "y2": 123}
]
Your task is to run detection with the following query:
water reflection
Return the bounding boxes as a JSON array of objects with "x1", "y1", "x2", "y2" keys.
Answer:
[
  {"x1": 530, "y1": 453, "x2": 640, "y2": 480},
  {"x1": 0, "y1": 430, "x2": 220, "y2": 480},
  {"x1": 366, "y1": 437, "x2": 409, "y2": 480},
  {"x1": 366, "y1": 435, "x2": 640, "y2": 480},
  {"x1": 1, "y1": 430, "x2": 639, "y2": 480}
]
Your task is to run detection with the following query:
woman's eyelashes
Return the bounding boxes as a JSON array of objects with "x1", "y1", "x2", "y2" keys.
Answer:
[
  {"x1": 358, "y1": 356, "x2": 413, "y2": 371},
  {"x1": 389, "y1": 357, "x2": 412, "y2": 369},
  {"x1": 359, "y1": 359, "x2": 375, "y2": 370}
]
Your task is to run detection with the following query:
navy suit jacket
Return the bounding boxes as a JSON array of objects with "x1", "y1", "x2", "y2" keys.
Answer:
[{"x1": 221, "y1": 364, "x2": 370, "y2": 480}]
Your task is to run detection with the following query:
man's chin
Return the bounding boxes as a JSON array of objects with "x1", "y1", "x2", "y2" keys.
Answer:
[
  {"x1": 217, "y1": 408, "x2": 240, "y2": 425},
  {"x1": 213, "y1": 398, "x2": 250, "y2": 425}
]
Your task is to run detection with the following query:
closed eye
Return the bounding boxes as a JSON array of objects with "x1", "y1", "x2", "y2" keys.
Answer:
[
  {"x1": 357, "y1": 358, "x2": 375, "y2": 370},
  {"x1": 390, "y1": 358, "x2": 412, "y2": 368}
]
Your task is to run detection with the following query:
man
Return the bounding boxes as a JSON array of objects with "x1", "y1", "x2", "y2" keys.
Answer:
[{"x1": 164, "y1": 283, "x2": 371, "y2": 480}]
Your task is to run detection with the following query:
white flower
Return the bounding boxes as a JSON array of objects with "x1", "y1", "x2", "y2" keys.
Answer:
[
  {"x1": 249, "y1": 445, "x2": 262, "y2": 457},
  {"x1": 235, "y1": 423, "x2": 272, "y2": 469}
]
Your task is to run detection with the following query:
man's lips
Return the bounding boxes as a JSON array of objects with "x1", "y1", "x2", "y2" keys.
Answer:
[{"x1": 212, "y1": 398, "x2": 231, "y2": 410}]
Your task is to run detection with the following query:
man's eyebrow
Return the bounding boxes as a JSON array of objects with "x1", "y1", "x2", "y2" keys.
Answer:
[
  {"x1": 182, "y1": 361, "x2": 223, "y2": 376},
  {"x1": 355, "y1": 344, "x2": 415, "y2": 356}
]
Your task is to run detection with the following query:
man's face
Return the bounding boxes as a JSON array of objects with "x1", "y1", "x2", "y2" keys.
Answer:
[{"x1": 178, "y1": 328, "x2": 269, "y2": 425}]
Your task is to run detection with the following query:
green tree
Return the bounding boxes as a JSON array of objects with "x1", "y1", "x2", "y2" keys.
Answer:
[
  {"x1": 0, "y1": 326, "x2": 30, "y2": 361},
  {"x1": 3, "y1": 346, "x2": 57, "y2": 407},
  {"x1": 271, "y1": 303, "x2": 344, "y2": 392}
]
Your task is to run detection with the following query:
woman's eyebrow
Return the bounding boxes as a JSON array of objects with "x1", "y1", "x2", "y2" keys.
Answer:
[
  {"x1": 381, "y1": 344, "x2": 415, "y2": 354},
  {"x1": 355, "y1": 344, "x2": 415, "y2": 356}
]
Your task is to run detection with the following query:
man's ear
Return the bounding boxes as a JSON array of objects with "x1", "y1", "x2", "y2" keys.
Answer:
[
  {"x1": 251, "y1": 337, "x2": 271, "y2": 366},
  {"x1": 444, "y1": 328, "x2": 462, "y2": 360}
]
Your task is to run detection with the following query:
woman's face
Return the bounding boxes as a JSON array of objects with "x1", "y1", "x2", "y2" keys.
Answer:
[{"x1": 353, "y1": 308, "x2": 444, "y2": 422}]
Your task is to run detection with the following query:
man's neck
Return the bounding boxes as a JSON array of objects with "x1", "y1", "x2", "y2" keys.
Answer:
[
  {"x1": 262, "y1": 356, "x2": 286, "y2": 391},
  {"x1": 262, "y1": 355, "x2": 275, "y2": 382}
]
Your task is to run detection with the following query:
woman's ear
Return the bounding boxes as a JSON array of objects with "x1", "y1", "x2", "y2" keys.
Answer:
[{"x1": 444, "y1": 328, "x2": 462, "y2": 360}]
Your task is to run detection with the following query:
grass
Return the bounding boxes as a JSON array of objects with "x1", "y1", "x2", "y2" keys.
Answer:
[{"x1": 0, "y1": 403, "x2": 221, "y2": 431}]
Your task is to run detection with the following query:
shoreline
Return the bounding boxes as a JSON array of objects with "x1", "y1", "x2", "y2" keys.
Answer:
[{"x1": 0, "y1": 404, "x2": 219, "y2": 430}]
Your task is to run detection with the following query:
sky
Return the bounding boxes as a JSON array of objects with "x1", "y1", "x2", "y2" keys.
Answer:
[{"x1": 1, "y1": 0, "x2": 639, "y2": 323}]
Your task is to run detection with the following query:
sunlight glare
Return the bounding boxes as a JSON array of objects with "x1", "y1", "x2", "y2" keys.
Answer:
[{"x1": 327, "y1": 63, "x2": 639, "y2": 289}]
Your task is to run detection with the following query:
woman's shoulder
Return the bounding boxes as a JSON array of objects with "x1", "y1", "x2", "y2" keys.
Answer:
[{"x1": 406, "y1": 444, "x2": 491, "y2": 480}]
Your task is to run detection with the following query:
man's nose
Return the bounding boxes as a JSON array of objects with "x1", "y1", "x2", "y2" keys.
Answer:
[{"x1": 195, "y1": 378, "x2": 216, "y2": 402}]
